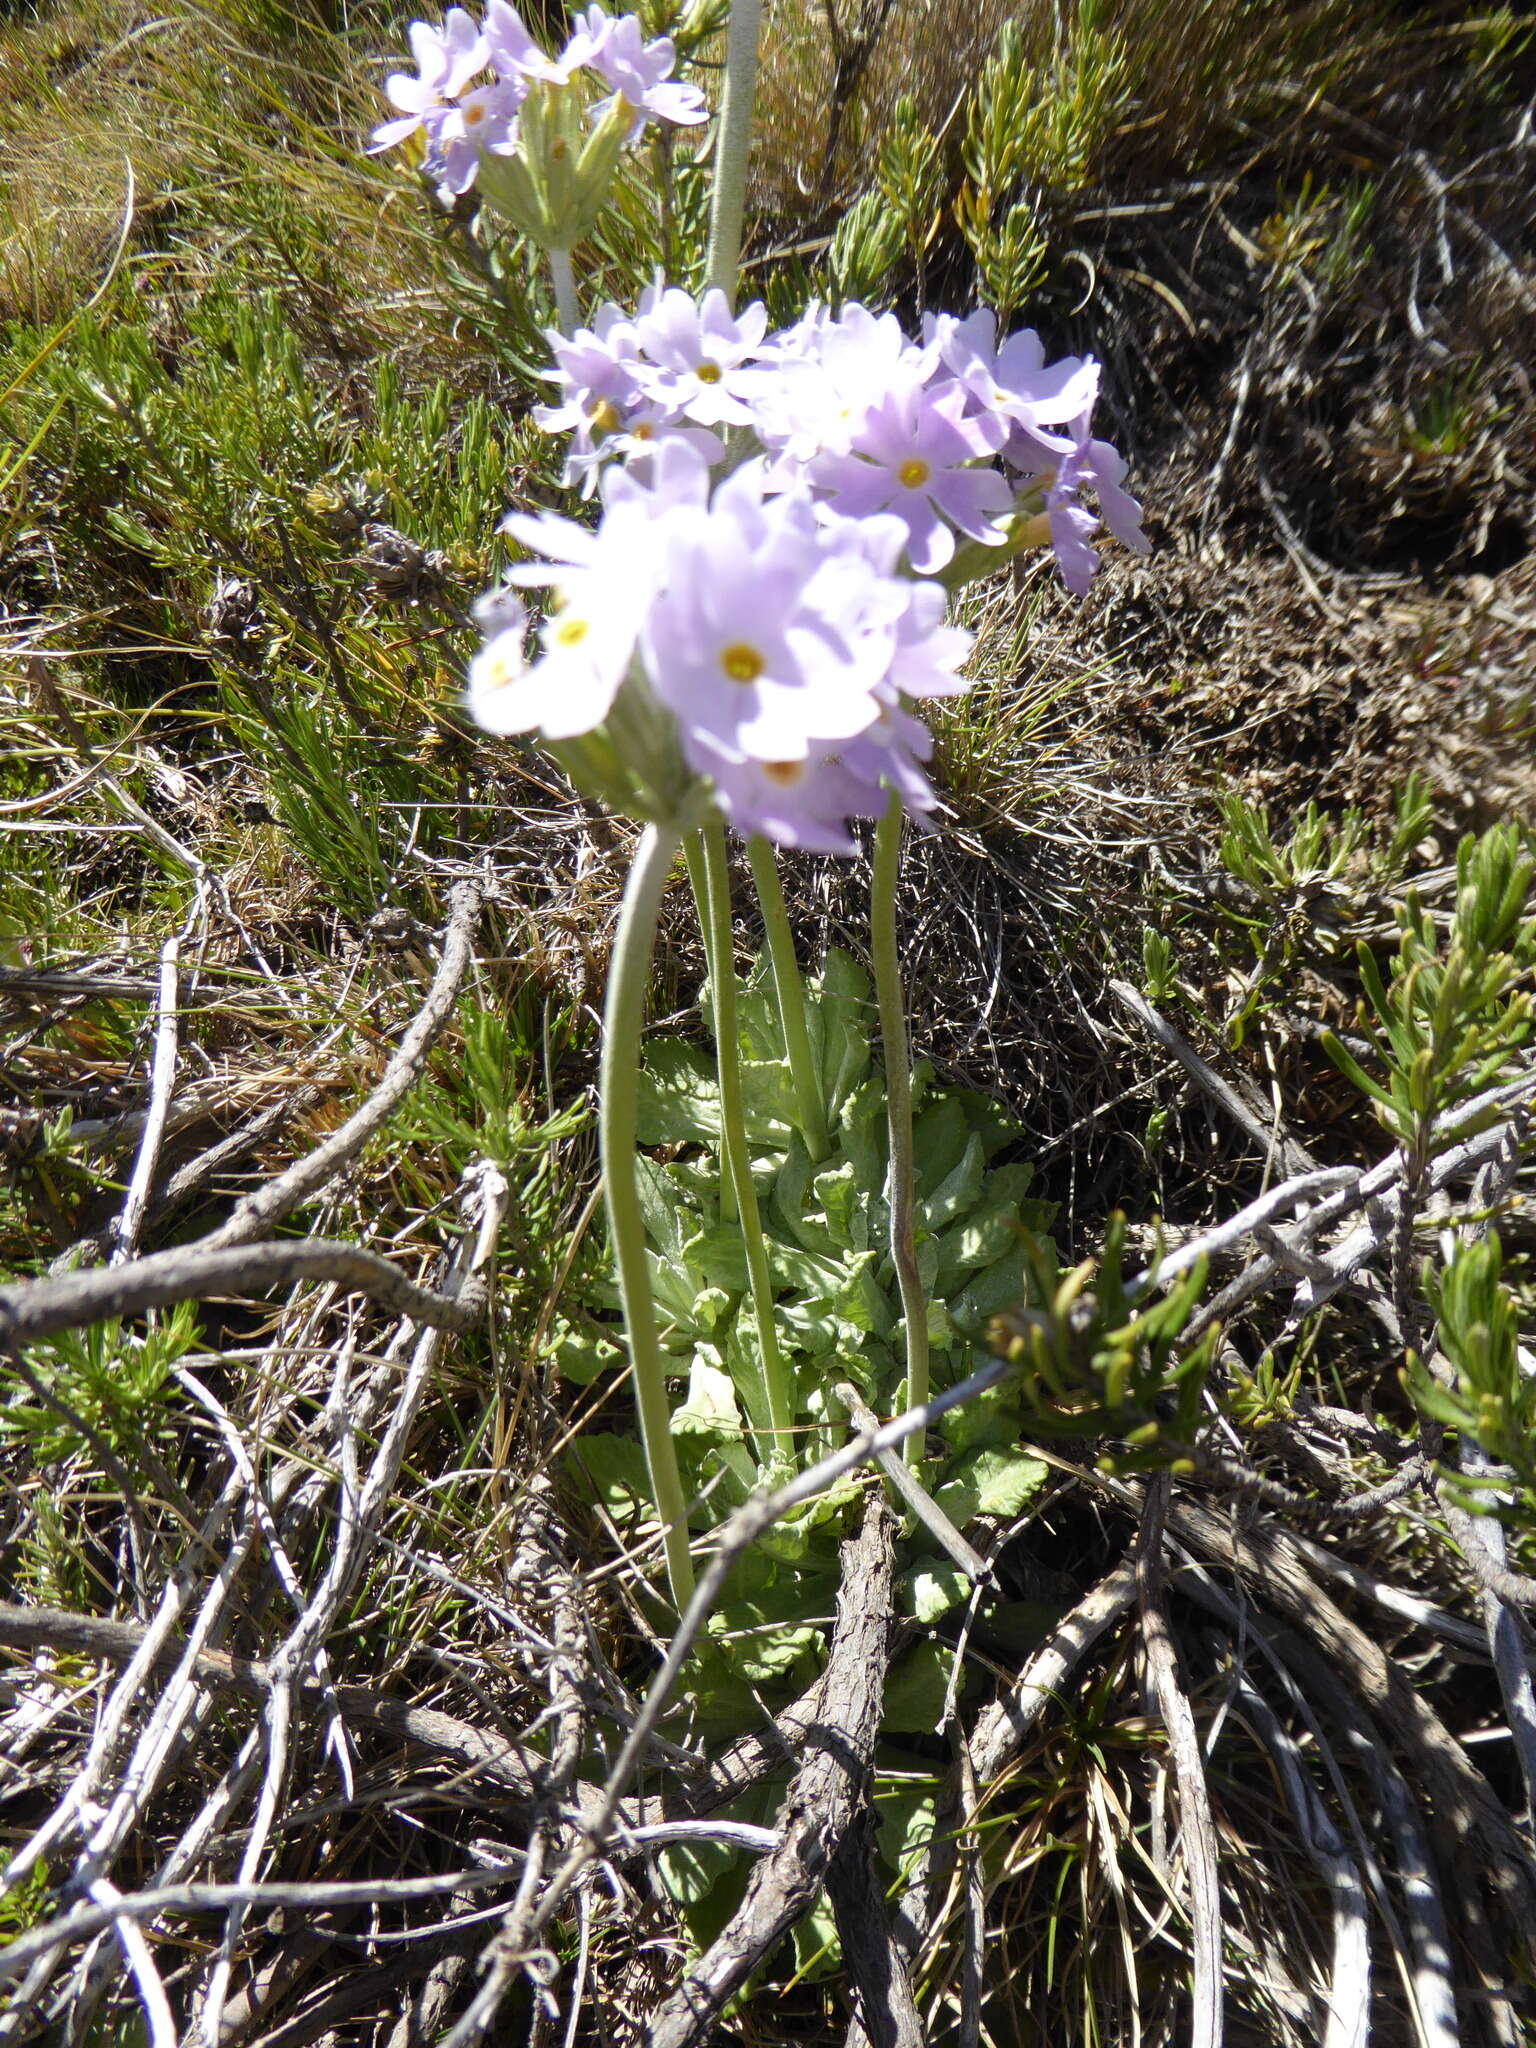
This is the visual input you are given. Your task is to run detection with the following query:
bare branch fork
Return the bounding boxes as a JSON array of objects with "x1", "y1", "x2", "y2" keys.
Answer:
[
  {"x1": 0, "y1": 1237, "x2": 485, "y2": 1345},
  {"x1": 1, "y1": 881, "x2": 487, "y2": 1356}
]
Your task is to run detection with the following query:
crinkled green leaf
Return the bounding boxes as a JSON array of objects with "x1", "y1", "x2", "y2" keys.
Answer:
[
  {"x1": 950, "y1": 1247, "x2": 1031, "y2": 1333},
  {"x1": 542, "y1": 1322, "x2": 620, "y2": 1387},
  {"x1": 686, "y1": 1225, "x2": 750, "y2": 1294},
  {"x1": 564, "y1": 1434, "x2": 656, "y2": 1529},
  {"x1": 755, "y1": 1472, "x2": 863, "y2": 1563},
  {"x1": 950, "y1": 1085, "x2": 1024, "y2": 1160},
  {"x1": 838, "y1": 1076, "x2": 888, "y2": 1195},
  {"x1": 937, "y1": 1370, "x2": 1023, "y2": 1454},
  {"x1": 734, "y1": 964, "x2": 786, "y2": 1064},
  {"x1": 905, "y1": 1564, "x2": 970, "y2": 1623},
  {"x1": 637, "y1": 1036, "x2": 796, "y2": 1149},
  {"x1": 930, "y1": 1165, "x2": 1036, "y2": 1294},
  {"x1": 876, "y1": 1781, "x2": 940, "y2": 1880},
  {"x1": 916, "y1": 1230, "x2": 940, "y2": 1293},
  {"x1": 922, "y1": 1130, "x2": 988, "y2": 1230},
  {"x1": 772, "y1": 1137, "x2": 841, "y2": 1255},
  {"x1": 912, "y1": 1094, "x2": 970, "y2": 1193},
  {"x1": 649, "y1": 1248, "x2": 714, "y2": 1351},
  {"x1": 720, "y1": 1326, "x2": 776, "y2": 1442},
  {"x1": 673, "y1": 1359, "x2": 757, "y2": 1521},
  {"x1": 635, "y1": 1039, "x2": 723, "y2": 1146},
  {"x1": 935, "y1": 1445, "x2": 1049, "y2": 1526},
  {"x1": 657, "y1": 1833, "x2": 740, "y2": 1909},
  {"x1": 812, "y1": 947, "x2": 875, "y2": 1117},
  {"x1": 673, "y1": 1357, "x2": 748, "y2": 1440},
  {"x1": 737, "y1": 1058, "x2": 798, "y2": 1144},
  {"x1": 775, "y1": 1298, "x2": 848, "y2": 1358},
  {"x1": 709, "y1": 1568, "x2": 835, "y2": 1682},
  {"x1": 691, "y1": 1284, "x2": 732, "y2": 1333},
  {"x1": 634, "y1": 1153, "x2": 697, "y2": 1262},
  {"x1": 813, "y1": 1159, "x2": 863, "y2": 1249},
  {"x1": 883, "y1": 1638, "x2": 954, "y2": 1732}
]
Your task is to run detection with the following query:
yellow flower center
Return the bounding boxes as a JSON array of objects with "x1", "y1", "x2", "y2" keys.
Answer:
[
  {"x1": 696, "y1": 361, "x2": 723, "y2": 385},
  {"x1": 896, "y1": 458, "x2": 930, "y2": 490},
  {"x1": 589, "y1": 399, "x2": 621, "y2": 436},
  {"x1": 464, "y1": 100, "x2": 485, "y2": 126},
  {"x1": 479, "y1": 647, "x2": 522, "y2": 690},
  {"x1": 720, "y1": 642, "x2": 765, "y2": 684},
  {"x1": 552, "y1": 616, "x2": 590, "y2": 648},
  {"x1": 630, "y1": 420, "x2": 655, "y2": 441},
  {"x1": 762, "y1": 760, "x2": 803, "y2": 786}
]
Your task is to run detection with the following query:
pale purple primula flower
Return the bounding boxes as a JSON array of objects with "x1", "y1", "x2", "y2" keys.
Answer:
[
  {"x1": 430, "y1": 74, "x2": 525, "y2": 193},
  {"x1": 690, "y1": 700, "x2": 940, "y2": 853},
  {"x1": 565, "y1": 406, "x2": 724, "y2": 495},
  {"x1": 535, "y1": 308, "x2": 647, "y2": 487},
  {"x1": 474, "y1": 551, "x2": 647, "y2": 738},
  {"x1": 643, "y1": 472, "x2": 895, "y2": 763},
  {"x1": 885, "y1": 580, "x2": 975, "y2": 700},
  {"x1": 631, "y1": 287, "x2": 770, "y2": 429},
  {"x1": 755, "y1": 301, "x2": 934, "y2": 465},
  {"x1": 806, "y1": 380, "x2": 1010, "y2": 575},
  {"x1": 843, "y1": 700, "x2": 941, "y2": 820},
  {"x1": 571, "y1": 5, "x2": 708, "y2": 135},
  {"x1": 682, "y1": 737, "x2": 878, "y2": 855},
  {"x1": 465, "y1": 597, "x2": 533, "y2": 736},
  {"x1": 1012, "y1": 411, "x2": 1150, "y2": 597},
  {"x1": 600, "y1": 433, "x2": 716, "y2": 519},
  {"x1": 370, "y1": 8, "x2": 488, "y2": 154},
  {"x1": 933, "y1": 309, "x2": 1100, "y2": 440},
  {"x1": 492, "y1": 456, "x2": 685, "y2": 737},
  {"x1": 807, "y1": 511, "x2": 971, "y2": 700},
  {"x1": 483, "y1": 0, "x2": 578, "y2": 83}
]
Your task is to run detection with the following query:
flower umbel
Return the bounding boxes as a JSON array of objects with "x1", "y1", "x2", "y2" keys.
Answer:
[
  {"x1": 372, "y1": 2, "x2": 705, "y2": 215},
  {"x1": 467, "y1": 289, "x2": 1148, "y2": 840}
]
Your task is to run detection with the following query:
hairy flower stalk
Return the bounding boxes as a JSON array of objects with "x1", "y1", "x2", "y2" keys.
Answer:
[
  {"x1": 747, "y1": 837, "x2": 828, "y2": 1163},
  {"x1": 705, "y1": 0, "x2": 762, "y2": 300},
  {"x1": 548, "y1": 246, "x2": 579, "y2": 334},
  {"x1": 871, "y1": 791, "x2": 928, "y2": 1468},
  {"x1": 600, "y1": 822, "x2": 696, "y2": 1607},
  {"x1": 683, "y1": 827, "x2": 736, "y2": 1224},
  {"x1": 701, "y1": 818, "x2": 796, "y2": 1465}
]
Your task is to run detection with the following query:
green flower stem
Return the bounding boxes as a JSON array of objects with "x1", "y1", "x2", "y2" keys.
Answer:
[
  {"x1": 683, "y1": 827, "x2": 736, "y2": 1224},
  {"x1": 701, "y1": 817, "x2": 795, "y2": 1464},
  {"x1": 549, "y1": 246, "x2": 579, "y2": 334},
  {"x1": 871, "y1": 792, "x2": 928, "y2": 1469},
  {"x1": 601, "y1": 821, "x2": 695, "y2": 1609},
  {"x1": 747, "y1": 836, "x2": 828, "y2": 1163},
  {"x1": 705, "y1": 0, "x2": 763, "y2": 301}
]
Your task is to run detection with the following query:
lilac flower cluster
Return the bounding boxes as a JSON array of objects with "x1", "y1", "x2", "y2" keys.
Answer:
[
  {"x1": 370, "y1": 2, "x2": 704, "y2": 202},
  {"x1": 468, "y1": 290, "x2": 1149, "y2": 852},
  {"x1": 536, "y1": 291, "x2": 1147, "y2": 596},
  {"x1": 467, "y1": 440, "x2": 969, "y2": 851}
]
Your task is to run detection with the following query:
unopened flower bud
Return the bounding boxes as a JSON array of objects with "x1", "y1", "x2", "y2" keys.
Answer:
[{"x1": 474, "y1": 78, "x2": 630, "y2": 252}]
